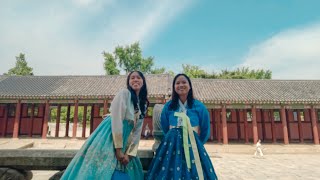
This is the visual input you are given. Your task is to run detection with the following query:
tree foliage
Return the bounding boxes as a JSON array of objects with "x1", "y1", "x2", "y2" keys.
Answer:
[
  {"x1": 217, "y1": 67, "x2": 272, "y2": 79},
  {"x1": 102, "y1": 42, "x2": 272, "y2": 79},
  {"x1": 103, "y1": 52, "x2": 120, "y2": 75},
  {"x1": 182, "y1": 64, "x2": 272, "y2": 79},
  {"x1": 150, "y1": 67, "x2": 166, "y2": 74},
  {"x1": 5, "y1": 53, "x2": 33, "y2": 75},
  {"x1": 103, "y1": 42, "x2": 157, "y2": 74}
]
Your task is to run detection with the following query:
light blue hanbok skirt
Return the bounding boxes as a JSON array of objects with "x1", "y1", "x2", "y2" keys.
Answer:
[{"x1": 61, "y1": 116, "x2": 144, "y2": 180}]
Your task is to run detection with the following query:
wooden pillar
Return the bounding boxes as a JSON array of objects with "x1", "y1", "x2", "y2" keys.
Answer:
[
  {"x1": 103, "y1": 99, "x2": 108, "y2": 115},
  {"x1": 90, "y1": 104, "x2": 94, "y2": 134},
  {"x1": 65, "y1": 104, "x2": 71, "y2": 137},
  {"x1": 236, "y1": 110, "x2": 241, "y2": 141},
  {"x1": 42, "y1": 100, "x2": 50, "y2": 139},
  {"x1": 209, "y1": 109, "x2": 214, "y2": 141},
  {"x1": 13, "y1": 100, "x2": 22, "y2": 138},
  {"x1": 212, "y1": 109, "x2": 217, "y2": 140},
  {"x1": 55, "y1": 105, "x2": 61, "y2": 137},
  {"x1": 310, "y1": 107, "x2": 319, "y2": 145},
  {"x1": 28, "y1": 104, "x2": 35, "y2": 137},
  {"x1": 297, "y1": 110, "x2": 304, "y2": 143},
  {"x1": 286, "y1": 109, "x2": 291, "y2": 140},
  {"x1": 280, "y1": 106, "x2": 289, "y2": 144},
  {"x1": 82, "y1": 105, "x2": 87, "y2": 138},
  {"x1": 270, "y1": 109, "x2": 277, "y2": 143},
  {"x1": 72, "y1": 100, "x2": 79, "y2": 138},
  {"x1": 215, "y1": 109, "x2": 221, "y2": 143},
  {"x1": 251, "y1": 106, "x2": 259, "y2": 144},
  {"x1": 1, "y1": 104, "x2": 8, "y2": 137},
  {"x1": 221, "y1": 105, "x2": 228, "y2": 144},
  {"x1": 261, "y1": 110, "x2": 266, "y2": 141},
  {"x1": 243, "y1": 109, "x2": 249, "y2": 143}
]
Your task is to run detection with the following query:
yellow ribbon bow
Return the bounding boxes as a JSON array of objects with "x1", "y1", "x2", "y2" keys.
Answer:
[{"x1": 174, "y1": 112, "x2": 204, "y2": 180}]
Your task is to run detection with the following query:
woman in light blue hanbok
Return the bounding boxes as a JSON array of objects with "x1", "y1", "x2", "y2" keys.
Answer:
[
  {"x1": 147, "y1": 74, "x2": 218, "y2": 180},
  {"x1": 61, "y1": 71, "x2": 148, "y2": 180}
]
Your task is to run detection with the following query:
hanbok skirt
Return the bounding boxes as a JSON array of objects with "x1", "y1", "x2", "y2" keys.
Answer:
[
  {"x1": 146, "y1": 128, "x2": 218, "y2": 180},
  {"x1": 61, "y1": 116, "x2": 144, "y2": 180}
]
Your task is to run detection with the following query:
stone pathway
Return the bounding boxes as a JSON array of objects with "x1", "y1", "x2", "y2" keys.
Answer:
[
  {"x1": 1, "y1": 138, "x2": 320, "y2": 179},
  {"x1": 212, "y1": 154, "x2": 320, "y2": 180}
]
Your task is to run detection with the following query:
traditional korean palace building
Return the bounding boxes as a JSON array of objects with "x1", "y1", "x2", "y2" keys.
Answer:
[{"x1": 0, "y1": 74, "x2": 319, "y2": 144}]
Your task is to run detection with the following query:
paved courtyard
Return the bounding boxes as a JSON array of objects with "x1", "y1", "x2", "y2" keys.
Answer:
[
  {"x1": 212, "y1": 154, "x2": 320, "y2": 180},
  {"x1": 1, "y1": 138, "x2": 320, "y2": 180}
]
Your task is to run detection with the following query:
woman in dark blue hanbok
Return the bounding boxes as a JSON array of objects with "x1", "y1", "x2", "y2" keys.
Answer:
[
  {"x1": 61, "y1": 71, "x2": 148, "y2": 180},
  {"x1": 147, "y1": 74, "x2": 218, "y2": 180}
]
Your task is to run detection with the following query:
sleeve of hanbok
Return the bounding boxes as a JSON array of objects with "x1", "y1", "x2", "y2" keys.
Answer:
[
  {"x1": 160, "y1": 103, "x2": 170, "y2": 134},
  {"x1": 111, "y1": 89, "x2": 129, "y2": 149},
  {"x1": 199, "y1": 103, "x2": 210, "y2": 143},
  {"x1": 126, "y1": 118, "x2": 144, "y2": 157}
]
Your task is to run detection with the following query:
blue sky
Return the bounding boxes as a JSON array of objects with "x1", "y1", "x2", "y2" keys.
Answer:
[{"x1": 1, "y1": 0, "x2": 320, "y2": 79}]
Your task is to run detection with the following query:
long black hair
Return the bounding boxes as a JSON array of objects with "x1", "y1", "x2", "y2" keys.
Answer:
[
  {"x1": 169, "y1": 73, "x2": 194, "y2": 110},
  {"x1": 127, "y1": 71, "x2": 149, "y2": 117}
]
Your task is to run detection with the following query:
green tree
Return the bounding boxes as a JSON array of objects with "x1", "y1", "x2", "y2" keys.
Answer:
[
  {"x1": 5, "y1": 53, "x2": 33, "y2": 75},
  {"x1": 167, "y1": 70, "x2": 175, "y2": 77},
  {"x1": 103, "y1": 52, "x2": 120, "y2": 75},
  {"x1": 182, "y1": 64, "x2": 211, "y2": 78},
  {"x1": 103, "y1": 42, "x2": 155, "y2": 74},
  {"x1": 180, "y1": 64, "x2": 272, "y2": 79},
  {"x1": 150, "y1": 67, "x2": 166, "y2": 74},
  {"x1": 217, "y1": 67, "x2": 272, "y2": 79}
]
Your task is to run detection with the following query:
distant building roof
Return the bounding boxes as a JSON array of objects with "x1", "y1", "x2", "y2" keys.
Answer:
[
  {"x1": 192, "y1": 79, "x2": 320, "y2": 104},
  {"x1": 0, "y1": 75, "x2": 320, "y2": 104},
  {"x1": 0, "y1": 74, "x2": 172, "y2": 99}
]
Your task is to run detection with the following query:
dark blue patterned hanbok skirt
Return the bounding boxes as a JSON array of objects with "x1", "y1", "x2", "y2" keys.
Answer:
[{"x1": 146, "y1": 128, "x2": 218, "y2": 180}]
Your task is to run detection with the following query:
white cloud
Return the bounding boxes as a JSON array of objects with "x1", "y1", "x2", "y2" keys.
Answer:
[
  {"x1": 241, "y1": 23, "x2": 320, "y2": 79},
  {"x1": 0, "y1": 0, "x2": 193, "y2": 75}
]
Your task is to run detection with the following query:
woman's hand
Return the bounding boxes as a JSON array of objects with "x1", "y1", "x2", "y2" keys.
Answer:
[
  {"x1": 121, "y1": 154, "x2": 131, "y2": 166},
  {"x1": 115, "y1": 148, "x2": 124, "y2": 161}
]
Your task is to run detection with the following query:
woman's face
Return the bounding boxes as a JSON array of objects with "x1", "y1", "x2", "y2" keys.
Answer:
[
  {"x1": 174, "y1": 75, "x2": 190, "y2": 97},
  {"x1": 129, "y1": 71, "x2": 144, "y2": 92}
]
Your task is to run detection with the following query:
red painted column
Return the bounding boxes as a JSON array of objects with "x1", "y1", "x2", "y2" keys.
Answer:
[
  {"x1": 13, "y1": 100, "x2": 22, "y2": 138},
  {"x1": 221, "y1": 105, "x2": 228, "y2": 144},
  {"x1": 243, "y1": 109, "x2": 249, "y2": 143},
  {"x1": 72, "y1": 100, "x2": 79, "y2": 138},
  {"x1": 42, "y1": 100, "x2": 50, "y2": 139},
  {"x1": 209, "y1": 109, "x2": 214, "y2": 141},
  {"x1": 251, "y1": 106, "x2": 259, "y2": 144},
  {"x1": 270, "y1": 109, "x2": 277, "y2": 143},
  {"x1": 310, "y1": 107, "x2": 319, "y2": 144},
  {"x1": 280, "y1": 106, "x2": 289, "y2": 144},
  {"x1": 65, "y1": 104, "x2": 71, "y2": 137},
  {"x1": 215, "y1": 109, "x2": 221, "y2": 143},
  {"x1": 297, "y1": 110, "x2": 304, "y2": 143},
  {"x1": 28, "y1": 104, "x2": 35, "y2": 137},
  {"x1": 103, "y1": 99, "x2": 108, "y2": 115},
  {"x1": 261, "y1": 110, "x2": 267, "y2": 141},
  {"x1": 90, "y1": 104, "x2": 94, "y2": 134},
  {"x1": 236, "y1": 110, "x2": 241, "y2": 141},
  {"x1": 82, "y1": 105, "x2": 87, "y2": 138},
  {"x1": 286, "y1": 109, "x2": 292, "y2": 140},
  {"x1": 1, "y1": 104, "x2": 8, "y2": 137},
  {"x1": 55, "y1": 105, "x2": 61, "y2": 137}
]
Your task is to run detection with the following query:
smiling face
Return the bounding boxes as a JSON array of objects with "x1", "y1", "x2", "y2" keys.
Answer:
[
  {"x1": 128, "y1": 71, "x2": 143, "y2": 93},
  {"x1": 174, "y1": 75, "x2": 191, "y2": 97}
]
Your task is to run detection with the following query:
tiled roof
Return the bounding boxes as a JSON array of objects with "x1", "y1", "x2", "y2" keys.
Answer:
[
  {"x1": 192, "y1": 79, "x2": 320, "y2": 104},
  {"x1": 0, "y1": 75, "x2": 320, "y2": 104},
  {"x1": 0, "y1": 75, "x2": 171, "y2": 99}
]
